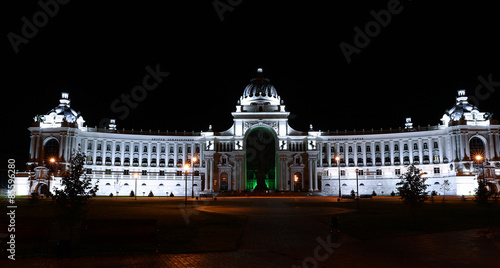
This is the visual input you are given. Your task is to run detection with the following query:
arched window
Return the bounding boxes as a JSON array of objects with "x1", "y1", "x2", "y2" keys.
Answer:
[
  {"x1": 152, "y1": 146, "x2": 156, "y2": 153},
  {"x1": 116, "y1": 145, "x2": 120, "y2": 151},
  {"x1": 367, "y1": 146, "x2": 371, "y2": 152},
  {"x1": 394, "y1": 144, "x2": 399, "y2": 151},
  {"x1": 385, "y1": 145, "x2": 389, "y2": 151},
  {"x1": 404, "y1": 144, "x2": 408, "y2": 150},
  {"x1": 143, "y1": 146, "x2": 148, "y2": 152},
  {"x1": 348, "y1": 146, "x2": 352, "y2": 153},
  {"x1": 339, "y1": 146, "x2": 344, "y2": 153},
  {"x1": 125, "y1": 145, "x2": 130, "y2": 152},
  {"x1": 469, "y1": 137, "x2": 485, "y2": 156},
  {"x1": 87, "y1": 143, "x2": 92, "y2": 150},
  {"x1": 434, "y1": 142, "x2": 439, "y2": 149},
  {"x1": 44, "y1": 139, "x2": 59, "y2": 156},
  {"x1": 357, "y1": 146, "x2": 362, "y2": 153},
  {"x1": 134, "y1": 146, "x2": 138, "y2": 152},
  {"x1": 375, "y1": 145, "x2": 380, "y2": 152},
  {"x1": 423, "y1": 143, "x2": 428, "y2": 149},
  {"x1": 413, "y1": 143, "x2": 418, "y2": 150},
  {"x1": 106, "y1": 144, "x2": 111, "y2": 151}
]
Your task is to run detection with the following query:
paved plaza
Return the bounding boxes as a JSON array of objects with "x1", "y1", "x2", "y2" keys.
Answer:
[{"x1": 3, "y1": 197, "x2": 500, "y2": 267}]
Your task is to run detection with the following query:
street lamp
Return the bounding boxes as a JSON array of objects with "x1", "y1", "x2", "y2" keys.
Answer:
[
  {"x1": 184, "y1": 164, "x2": 189, "y2": 208},
  {"x1": 355, "y1": 168, "x2": 359, "y2": 208},
  {"x1": 335, "y1": 155, "x2": 341, "y2": 201},
  {"x1": 192, "y1": 156, "x2": 197, "y2": 198},
  {"x1": 133, "y1": 173, "x2": 139, "y2": 200},
  {"x1": 474, "y1": 154, "x2": 485, "y2": 181}
]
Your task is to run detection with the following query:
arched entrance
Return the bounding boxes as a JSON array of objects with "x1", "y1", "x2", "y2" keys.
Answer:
[
  {"x1": 293, "y1": 172, "x2": 302, "y2": 191},
  {"x1": 220, "y1": 172, "x2": 229, "y2": 192},
  {"x1": 245, "y1": 127, "x2": 277, "y2": 191},
  {"x1": 36, "y1": 183, "x2": 49, "y2": 196}
]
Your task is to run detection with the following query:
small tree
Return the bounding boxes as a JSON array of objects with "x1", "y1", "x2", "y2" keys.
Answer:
[
  {"x1": 130, "y1": 190, "x2": 135, "y2": 197},
  {"x1": 396, "y1": 165, "x2": 429, "y2": 222},
  {"x1": 350, "y1": 189, "x2": 356, "y2": 198},
  {"x1": 372, "y1": 190, "x2": 377, "y2": 196},
  {"x1": 53, "y1": 148, "x2": 99, "y2": 243},
  {"x1": 440, "y1": 180, "x2": 451, "y2": 201},
  {"x1": 474, "y1": 177, "x2": 492, "y2": 207}
]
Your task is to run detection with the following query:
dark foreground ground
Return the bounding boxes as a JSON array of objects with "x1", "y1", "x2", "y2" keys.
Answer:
[{"x1": 1, "y1": 195, "x2": 499, "y2": 267}]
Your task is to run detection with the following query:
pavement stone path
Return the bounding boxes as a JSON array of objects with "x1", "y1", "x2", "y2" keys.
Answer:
[{"x1": 3, "y1": 197, "x2": 500, "y2": 267}]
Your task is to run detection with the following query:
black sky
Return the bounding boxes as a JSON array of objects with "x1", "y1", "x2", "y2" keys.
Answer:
[{"x1": 2, "y1": 1, "x2": 500, "y2": 182}]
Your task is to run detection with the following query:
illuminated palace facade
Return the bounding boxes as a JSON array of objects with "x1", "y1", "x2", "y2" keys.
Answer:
[{"x1": 17, "y1": 69, "x2": 500, "y2": 196}]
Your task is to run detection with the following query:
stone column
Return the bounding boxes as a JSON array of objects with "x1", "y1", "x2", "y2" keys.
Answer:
[
  {"x1": 438, "y1": 137, "x2": 444, "y2": 164},
  {"x1": 418, "y1": 139, "x2": 423, "y2": 163},
  {"x1": 380, "y1": 141, "x2": 385, "y2": 165},
  {"x1": 389, "y1": 140, "x2": 394, "y2": 165},
  {"x1": 408, "y1": 139, "x2": 413, "y2": 164},
  {"x1": 93, "y1": 140, "x2": 97, "y2": 165},
  {"x1": 112, "y1": 140, "x2": 116, "y2": 165},
  {"x1": 308, "y1": 159, "x2": 313, "y2": 192},
  {"x1": 313, "y1": 159, "x2": 318, "y2": 191},
  {"x1": 327, "y1": 143, "x2": 331, "y2": 167}
]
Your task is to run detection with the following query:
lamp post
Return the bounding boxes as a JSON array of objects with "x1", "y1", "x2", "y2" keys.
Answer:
[
  {"x1": 475, "y1": 155, "x2": 485, "y2": 182},
  {"x1": 184, "y1": 164, "x2": 189, "y2": 208},
  {"x1": 355, "y1": 168, "x2": 359, "y2": 208},
  {"x1": 335, "y1": 155, "x2": 341, "y2": 201},
  {"x1": 192, "y1": 156, "x2": 197, "y2": 198}
]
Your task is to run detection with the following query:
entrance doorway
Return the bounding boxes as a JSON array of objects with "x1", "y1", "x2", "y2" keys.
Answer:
[
  {"x1": 220, "y1": 172, "x2": 228, "y2": 192},
  {"x1": 293, "y1": 172, "x2": 302, "y2": 191},
  {"x1": 245, "y1": 127, "x2": 276, "y2": 191}
]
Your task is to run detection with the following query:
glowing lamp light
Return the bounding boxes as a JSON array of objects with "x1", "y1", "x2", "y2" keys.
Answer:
[
  {"x1": 335, "y1": 156, "x2": 340, "y2": 162},
  {"x1": 183, "y1": 164, "x2": 190, "y2": 171},
  {"x1": 49, "y1": 158, "x2": 56, "y2": 163},
  {"x1": 294, "y1": 175, "x2": 299, "y2": 182},
  {"x1": 192, "y1": 156, "x2": 197, "y2": 163},
  {"x1": 475, "y1": 155, "x2": 483, "y2": 161}
]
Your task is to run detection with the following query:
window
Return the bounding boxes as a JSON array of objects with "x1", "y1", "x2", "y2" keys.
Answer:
[
  {"x1": 357, "y1": 146, "x2": 362, "y2": 153},
  {"x1": 394, "y1": 144, "x2": 399, "y2": 151},
  {"x1": 178, "y1": 147, "x2": 182, "y2": 154},
  {"x1": 434, "y1": 142, "x2": 439, "y2": 149},
  {"x1": 105, "y1": 183, "x2": 111, "y2": 186},
  {"x1": 152, "y1": 146, "x2": 156, "y2": 153},
  {"x1": 423, "y1": 143, "x2": 428, "y2": 149},
  {"x1": 125, "y1": 145, "x2": 130, "y2": 152},
  {"x1": 358, "y1": 170, "x2": 364, "y2": 175},
  {"x1": 143, "y1": 146, "x2": 148, "y2": 152},
  {"x1": 187, "y1": 146, "x2": 191, "y2": 154},
  {"x1": 159, "y1": 170, "x2": 165, "y2": 176},
  {"x1": 339, "y1": 146, "x2": 344, "y2": 153},
  {"x1": 295, "y1": 157, "x2": 300, "y2": 164},
  {"x1": 404, "y1": 144, "x2": 408, "y2": 150},
  {"x1": 87, "y1": 143, "x2": 92, "y2": 150},
  {"x1": 367, "y1": 146, "x2": 371, "y2": 152},
  {"x1": 434, "y1": 167, "x2": 440, "y2": 174},
  {"x1": 124, "y1": 183, "x2": 129, "y2": 186},
  {"x1": 375, "y1": 145, "x2": 380, "y2": 152},
  {"x1": 141, "y1": 183, "x2": 146, "y2": 186},
  {"x1": 97, "y1": 144, "x2": 102, "y2": 150},
  {"x1": 376, "y1": 169, "x2": 382, "y2": 175},
  {"x1": 86, "y1": 168, "x2": 92, "y2": 174},
  {"x1": 348, "y1": 146, "x2": 353, "y2": 153},
  {"x1": 116, "y1": 145, "x2": 120, "y2": 151},
  {"x1": 161, "y1": 146, "x2": 165, "y2": 153},
  {"x1": 134, "y1": 146, "x2": 138, "y2": 152},
  {"x1": 340, "y1": 170, "x2": 345, "y2": 176},
  {"x1": 170, "y1": 147, "x2": 174, "y2": 154},
  {"x1": 105, "y1": 169, "x2": 111, "y2": 175},
  {"x1": 106, "y1": 144, "x2": 111, "y2": 151},
  {"x1": 395, "y1": 169, "x2": 401, "y2": 175},
  {"x1": 142, "y1": 170, "x2": 147, "y2": 175},
  {"x1": 123, "y1": 170, "x2": 129, "y2": 175},
  {"x1": 385, "y1": 145, "x2": 389, "y2": 151},
  {"x1": 413, "y1": 143, "x2": 418, "y2": 150},
  {"x1": 359, "y1": 183, "x2": 364, "y2": 186}
]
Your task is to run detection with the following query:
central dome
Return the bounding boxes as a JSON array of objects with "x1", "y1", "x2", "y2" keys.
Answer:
[{"x1": 240, "y1": 68, "x2": 281, "y2": 106}]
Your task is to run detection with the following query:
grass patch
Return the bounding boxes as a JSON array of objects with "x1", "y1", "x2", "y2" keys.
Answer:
[{"x1": 288, "y1": 199, "x2": 500, "y2": 240}]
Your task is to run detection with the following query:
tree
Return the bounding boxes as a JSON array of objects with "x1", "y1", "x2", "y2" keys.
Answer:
[
  {"x1": 396, "y1": 165, "x2": 429, "y2": 222},
  {"x1": 53, "y1": 148, "x2": 99, "y2": 244},
  {"x1": 474, "y1": 176, "x2": 492, "y2": 207},
  {"x1": 440, "y1": 180, "x2": 451, "y2": 201}
]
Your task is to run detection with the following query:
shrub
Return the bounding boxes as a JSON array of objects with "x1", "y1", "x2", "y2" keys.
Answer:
[
  {"x1": 372, "y1": 190, "x2": 377, "y2": 196},
  {"x1": 431, "y1": 190, "x2": 437, "y2": 196},
  {"x1": 148, "y1": 191, "x2": 154, "y2": 197},
  {"x1": 350, "y1": 190, "x2": 356, "y2": 197},
  {"x1": 390, "y1": 191, "x2": 395, "y2": 197},
  {"x1": 130, "y1": 190, "x2": 135, "y2": 197},
  {"x1": 109, "y1": 193, "x2": 114, "y2": 197},
  {"x1": 170, "y1": 192, "x2": 174, "y2": 197}
]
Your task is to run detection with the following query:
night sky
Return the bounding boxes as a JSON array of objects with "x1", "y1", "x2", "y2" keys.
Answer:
[{"x1": 2, "y1": 1, "x2": 500, "y2": 184}]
